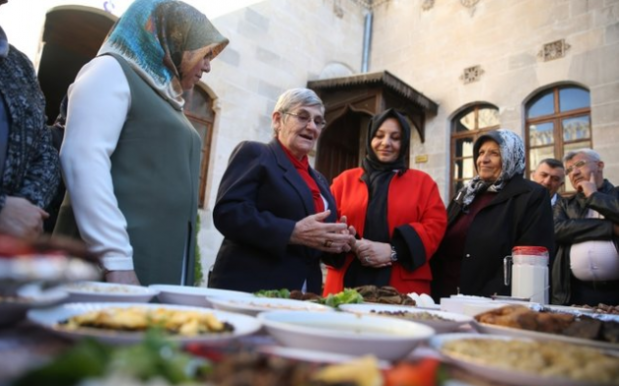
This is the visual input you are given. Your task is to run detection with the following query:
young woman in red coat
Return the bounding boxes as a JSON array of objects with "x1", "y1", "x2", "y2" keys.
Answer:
[{"x1": 323, "y1": 109, "x2": 447, "y2": 296}]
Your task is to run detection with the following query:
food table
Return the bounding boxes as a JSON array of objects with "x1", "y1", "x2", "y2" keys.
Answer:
[
  {"x1": 0, "y1": 318, "x2": 517, "y2": 386},
  {"x1": 1, "y1": 283, "x2": 618, "y2": 386}
]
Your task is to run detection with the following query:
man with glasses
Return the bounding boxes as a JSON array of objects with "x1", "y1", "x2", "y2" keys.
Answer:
[
  {"x1": 531, "y1": 158, "x2": 565, "y2": 207},
  {"x1": 551, "y1": 148, "x2": 618, "y2": 306}
]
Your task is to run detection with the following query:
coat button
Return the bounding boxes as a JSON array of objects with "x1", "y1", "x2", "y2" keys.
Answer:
[{"x1": 465, "y1": 254, "x2": 471, "y2": 257}]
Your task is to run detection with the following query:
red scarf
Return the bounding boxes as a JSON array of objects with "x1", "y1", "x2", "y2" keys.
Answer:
[{"x1": 279, "y1": 140, "x2": 325, "y2": 213}]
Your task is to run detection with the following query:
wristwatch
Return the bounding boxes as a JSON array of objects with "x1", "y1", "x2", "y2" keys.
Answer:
[{"x1": 390, "y1": 245, "x2": 398, "y2": 262}]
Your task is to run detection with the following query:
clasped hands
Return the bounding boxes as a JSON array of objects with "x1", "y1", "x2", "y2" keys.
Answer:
[
  {"x1": 353, "y1": 238, "x2": 393, "y2": 268},
  {"x1": 290, "y1": 210, "x2": 356, "y2": 253}
]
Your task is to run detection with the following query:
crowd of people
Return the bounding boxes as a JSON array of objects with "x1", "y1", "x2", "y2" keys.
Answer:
[{"x1": 0, "y1": 0, "x2": 617, "y2": 307}]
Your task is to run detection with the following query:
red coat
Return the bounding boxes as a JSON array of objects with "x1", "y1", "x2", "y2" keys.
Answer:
[{"x1": 323, "y1": 168, "x2": 447, "y2": 296}]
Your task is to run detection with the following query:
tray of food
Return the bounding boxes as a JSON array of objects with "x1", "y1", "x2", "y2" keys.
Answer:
[
  {"x1": 430, "y1": 333, "x2": 618, "y2": 386},
  {"x1": 473, "y1": 304, "x2": 619, "y2": 350},
  {"x1": 27, "y1": 302, "x2": 262, "y2": 345}
]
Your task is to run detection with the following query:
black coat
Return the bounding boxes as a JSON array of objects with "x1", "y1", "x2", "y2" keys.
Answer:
[
  {"x1": 551, "y1": 179, "x2": 619, "y2": 304},
  {"x1": 209, "y1": 139, "x2": 337, "y2": 294},
  {"x1": 434, "y1": 175, "x2": 555, "y2": 297}
]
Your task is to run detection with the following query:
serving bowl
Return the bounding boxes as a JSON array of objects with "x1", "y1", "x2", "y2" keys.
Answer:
[
  {"x1": 257, "y1": 310, "x2": 435, "y2": 361},
  {"x1": 149, "y1": 284, "x2": 253, "y2": 307}
]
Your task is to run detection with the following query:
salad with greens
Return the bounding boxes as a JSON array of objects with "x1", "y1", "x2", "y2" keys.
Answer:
[{"x1": 254, "y1": 288, "x2": 364, "y2": 308}]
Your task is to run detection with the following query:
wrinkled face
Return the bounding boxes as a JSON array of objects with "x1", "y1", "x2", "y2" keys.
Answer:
[
  {"x1": 476, "y1": 140, "x2": 502, "y2": 182},
  {"x1": 180, "y1": 53, "x2": 212, "y2": 91},
  {"x1": 565, "y1": 153, "x2": 604, "y2": 190},
  {"x1": 370, "y1": 117, "x2": 402, "y2": 163},
  {"x1": 532, "y1": 163, "x2": 564, "y2": 197},
  {"x1": 274, "y1": 105, "x2": 325, "y2": 159}
]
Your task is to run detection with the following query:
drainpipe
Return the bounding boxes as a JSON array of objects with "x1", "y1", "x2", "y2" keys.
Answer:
[{"x1": 361, "y1": 9, "x2": 373, "y2": 73}]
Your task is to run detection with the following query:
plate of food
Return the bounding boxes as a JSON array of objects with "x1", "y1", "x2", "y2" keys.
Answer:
[
  {"x1": 473, "y1": 304, "x2": 619, "y2": 351},
  {"x1": 61, "y1": 281, "x2": 158, "y2": 303},
  {"x1": 338, "y1": 303, "x2": 473, "y2": 333},
  {"x1": 258, "y1": 346, "x2": 391, "y2": 369},
  {"x1": 430, "y1": 333, "x2": 618, "y2": 386},
  {"x1": 149, "y1": 284, "x2": 253, "y2": 307},
  {"x1": 207, "y1": 296, "x2": 335, "y2": 316},
  {"x1": 0, "y1": 282, "x2": 68, "y2": 326},
  {"x1": 27, "y1": 302, "x2": 262, "y2": 345},
  {"x1": 257, "y1": 310, "x2": 435, "y2": 361}
]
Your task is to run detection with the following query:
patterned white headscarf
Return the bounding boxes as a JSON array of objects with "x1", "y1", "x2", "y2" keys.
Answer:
[
  {"x1": 98, "y1": 0, "x2": 228, "y2": 110},
  {"x1": 456, "y1": 129, "x2": 525, "y2": 207}
]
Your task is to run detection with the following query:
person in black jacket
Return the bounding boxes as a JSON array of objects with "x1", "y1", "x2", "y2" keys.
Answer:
[
  {"x1": 551, "y1": 148, "x2": 618, "y2": 306},
  {"x1": 431, "y1": 129, "x2": 554, "y2": 300},
  {"x1": 0, "y1": 9, "x2": 60, "y2": 239},
  {"x1": 209, "y1": 88, "x2": 355, "y2": 294}
]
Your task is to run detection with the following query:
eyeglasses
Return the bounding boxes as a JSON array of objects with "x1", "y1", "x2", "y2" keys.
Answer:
[
  {"x1": 565, "y1": 160, "x2": 594, "y2": 175},
  {"x1": 284, "y1": 111, "x2": 327, "y2": 129}
]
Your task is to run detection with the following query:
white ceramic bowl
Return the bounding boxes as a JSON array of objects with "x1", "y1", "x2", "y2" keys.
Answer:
[
  {"x1": 338, "y1": 303, "x2": 473, "y2": 333},
  {"x1": 257, "y1": 310, "x2": 435, "y2": 361},
  {"x1": 62, "y1": 281, "x2": 157, "y2": 303},
  {"x1": 149, "y1": 284, "x2": 253, "y2": 307},
  {"x1": 208, "y1": 296, "x2": 334, "y2": 316}
]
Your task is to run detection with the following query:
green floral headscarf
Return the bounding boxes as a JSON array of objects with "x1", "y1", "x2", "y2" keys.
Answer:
[{"x1": 99, "y1": 0, "x2": 229, "y2": 110}]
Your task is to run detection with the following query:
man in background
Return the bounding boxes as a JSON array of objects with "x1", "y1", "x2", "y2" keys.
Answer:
[
  {"x1": 551, "y1": 149, "x2": 618, "y2": 306},
  {"x1": 532, "y1": 158, "x2": 564, "y2": 206}
]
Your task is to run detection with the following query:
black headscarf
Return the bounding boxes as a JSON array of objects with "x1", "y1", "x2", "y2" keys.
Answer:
[{"x1": 343, "y1": 108, "x2": 411, "y2": 288}]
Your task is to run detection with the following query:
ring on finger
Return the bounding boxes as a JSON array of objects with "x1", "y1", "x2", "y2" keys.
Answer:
[
  {"x1": 324, "y1": 239, "x2": 333, "y2": 248},
  {"x1": 364, "y1": 256, "x2": 370, "y2": 263}
]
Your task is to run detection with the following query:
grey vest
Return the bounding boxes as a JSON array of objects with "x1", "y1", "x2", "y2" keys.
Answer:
[{"x1": 55, "y1": 53, "x2": 200, "y2": 286}]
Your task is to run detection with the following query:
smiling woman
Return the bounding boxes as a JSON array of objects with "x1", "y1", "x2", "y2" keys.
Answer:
[
  {"x1": 430, "y1": 129, "x2": 555, "y2": 300},
  {"x1": 209, "y1": 88, "x2": 355, "y2": 294},
  {"x1": 323, "y1": 108, "x2": 447, "y2": 297}
]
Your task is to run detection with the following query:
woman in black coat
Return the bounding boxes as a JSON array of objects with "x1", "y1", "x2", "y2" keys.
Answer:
[
  {"x1": 431, "y1": 129, "x2": 554, "y2": 299},
  {"x1": 209, "y1": 88, "x2": 354, "y2": 294}
]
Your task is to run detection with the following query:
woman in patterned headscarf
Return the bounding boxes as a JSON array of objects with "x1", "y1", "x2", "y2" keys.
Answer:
[
  {"x1": 430, "y1": 129, "x2": 554, "y2": 299},
  {"x1": 55, "y1": 0, "x2": 229, "y2": 286}
]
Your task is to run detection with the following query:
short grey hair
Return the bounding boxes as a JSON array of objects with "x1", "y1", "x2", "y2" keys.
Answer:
[
  {"x1": 563, "y1": 148, "x2": 601, "y2": 163},
  {"x1": 272, "y1": 88, "x2": 324, "y2": 134}
]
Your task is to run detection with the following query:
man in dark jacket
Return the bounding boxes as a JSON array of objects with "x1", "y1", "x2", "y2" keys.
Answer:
[{"x1": 552, "y1": 149, "x2": 618, "y2": 306}]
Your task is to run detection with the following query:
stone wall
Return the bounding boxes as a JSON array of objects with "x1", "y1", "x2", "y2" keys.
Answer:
[{"x1": 370, "y1": 0, "x2": 618, "y2": 201}]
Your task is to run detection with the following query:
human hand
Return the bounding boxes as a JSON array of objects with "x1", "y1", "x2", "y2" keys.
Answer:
[
  {"x1": 356, "y1": 239, "x2": 392, "y2": 268},
  {"x1": 105, "y1": 270, "x2": 141, "y2": 285},
  {"x1": 290, "y1": 210, "x2": 354, "y2": 253},
  {"x1": 577, "y1": 173, "x2": 598, "y2": 197},
  {"x1": 0, "y1": 196, "x2": 48, "y2": 239},
  {"x1": 339, "y1": 215, "x2": 358, "y2": 251}
]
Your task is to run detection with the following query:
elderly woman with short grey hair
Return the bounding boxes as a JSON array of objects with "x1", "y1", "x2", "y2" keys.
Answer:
[{"x1": 209, "y1": 88, "x2": 354, "y2": 294}]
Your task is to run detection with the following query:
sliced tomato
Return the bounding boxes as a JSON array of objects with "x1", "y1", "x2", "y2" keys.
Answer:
[{"x1": 383, "y1": 358, "x2": 441, "y2": 386}]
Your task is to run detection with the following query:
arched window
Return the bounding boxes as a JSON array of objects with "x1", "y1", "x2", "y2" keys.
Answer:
[
  {"x1": 526, "y1": 85, "x2": 591, "y2": 192},
  {"x1": 450, "y1": 104, "x2": 500, "y2": 198},
  {"x1": 183, "y1": 86, "x2": 216, "y2": 208}
]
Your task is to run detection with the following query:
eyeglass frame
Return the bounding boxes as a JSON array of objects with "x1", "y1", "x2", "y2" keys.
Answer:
[
  {"x1": 282, "y1": 111, "x2": 327, "y2": 129},
  {"x1": 564, "y1": 159, "x2": 596, "y2": 175}
]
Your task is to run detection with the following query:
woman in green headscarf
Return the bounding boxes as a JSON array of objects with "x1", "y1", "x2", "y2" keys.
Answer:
[{"x1": 55, "y1": 0, "x2": 229, "y2": 286}]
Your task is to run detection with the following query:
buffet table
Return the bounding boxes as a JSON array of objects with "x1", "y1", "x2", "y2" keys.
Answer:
[
  {"x1": 0, "y1": 282, "x2": 616, "y2": 386},
  {"x1": 0, "y1": 318, "x2": 515, "y2": 386}
]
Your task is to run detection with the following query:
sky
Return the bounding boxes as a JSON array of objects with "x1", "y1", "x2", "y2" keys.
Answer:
[{"x1": 0, "y1": 0, "x2": 263, "y2": 60}]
